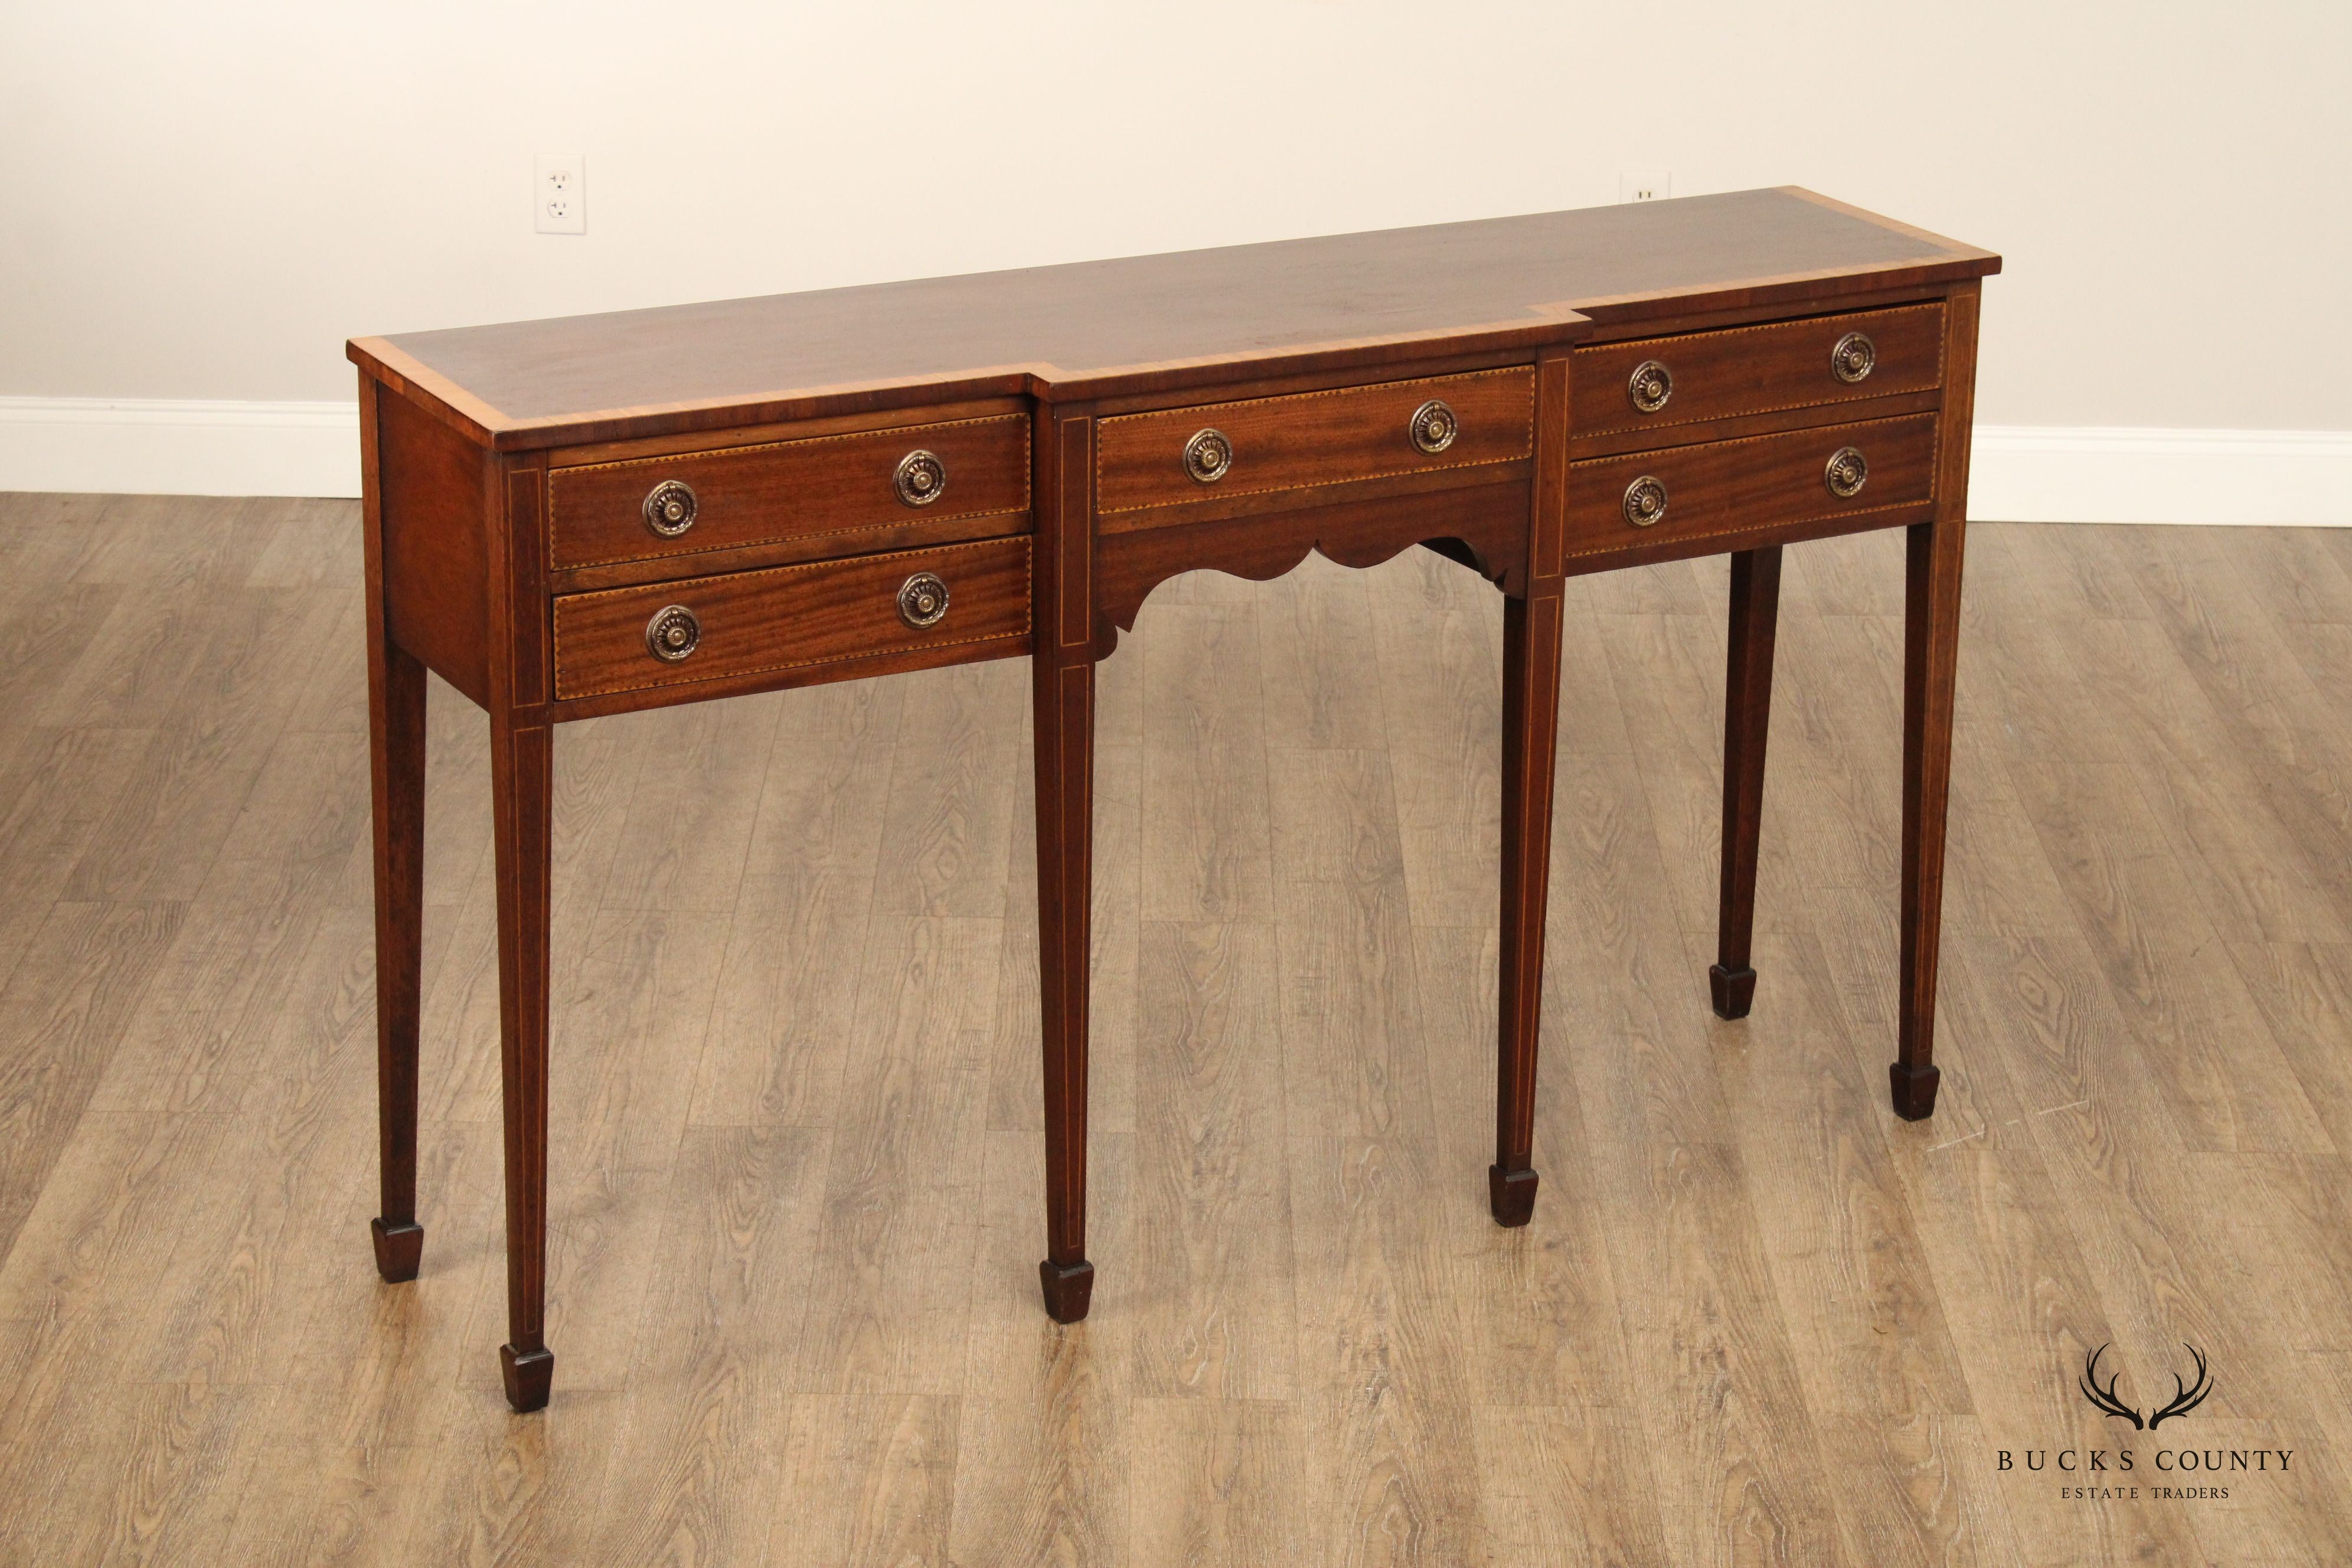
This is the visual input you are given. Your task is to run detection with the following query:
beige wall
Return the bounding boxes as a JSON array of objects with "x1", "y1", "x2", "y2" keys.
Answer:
[{"x1": 3, "y1": 0, "x2": 2346, "y2": 433}]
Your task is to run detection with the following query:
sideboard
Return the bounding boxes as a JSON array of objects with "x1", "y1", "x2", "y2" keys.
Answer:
[{"x1": 348, "y1": 187, "x2": 1998, "y2": 1410}]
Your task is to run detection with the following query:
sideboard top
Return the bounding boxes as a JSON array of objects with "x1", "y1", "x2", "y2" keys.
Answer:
[{"x1": 350, "y1": 187, "x2": 1997, "y2": 450}]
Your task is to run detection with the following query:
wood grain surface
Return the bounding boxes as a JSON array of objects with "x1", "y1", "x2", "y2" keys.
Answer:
[
  {"x1": 550, "y1": 535, "x2": 1033, "y2": 701},
  {"x1": 2, "y1": 491, "x2": 2346, "y2": 1564},
  {"x1": 1564, "y1": 411, "x2": 1940, "y2": 560},
  {"x1": 1570, "y1": 300, "x2": 1945, "y2": 442},
  {"x1": 1095, "y1": 367, "x2": 1534, "y2": 525},
  {"x1": 546, "y1": 411, "x2": 1030, "y2": 571},
  {"x1": 349, "y1": 188, "x2": 1998, "y2": 449}
]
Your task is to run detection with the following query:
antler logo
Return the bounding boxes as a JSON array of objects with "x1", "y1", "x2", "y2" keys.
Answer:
[{"x1": 2078, "y1": 1342, "x2": 2214, "y2": 1429}]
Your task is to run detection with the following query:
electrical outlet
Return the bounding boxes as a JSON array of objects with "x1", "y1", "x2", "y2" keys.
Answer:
[
  {"x1": 534, "y1": 154, "x2": 586, "y2": 235},
  {"x1": 1619, "y1": 171, "x2": 1672, "y2": 204}
]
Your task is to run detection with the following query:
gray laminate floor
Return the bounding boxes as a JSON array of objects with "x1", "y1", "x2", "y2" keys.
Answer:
[{"x1": 2, "y1": 492, "x2": 2349, "y2": 1564}]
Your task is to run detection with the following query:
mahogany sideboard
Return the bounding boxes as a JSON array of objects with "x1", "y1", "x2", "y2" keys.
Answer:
[{"x1": 348, "y1": 188, "x2": 1998, "y2": 1412}]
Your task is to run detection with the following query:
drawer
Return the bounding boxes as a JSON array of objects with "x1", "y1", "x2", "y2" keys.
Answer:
[
  {"x1": 1096, "y1": 367, "x2": 1534, "y2": 525},
  {"x1": 1563, "y1": 413, "x2": 1939, "y2": 561},
  {"x1": 1570, "y1": 303, "x2": 1943, "y2": 441},
  {"x1": 547, "y1": 413, "x2": 1030, "y2": 570},
  {"x1": 552, "y1": 536, "x2": 1031, "y2": 700}
]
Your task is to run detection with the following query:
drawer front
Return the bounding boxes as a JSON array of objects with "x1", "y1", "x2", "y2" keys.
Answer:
[
  {"x1": 1570, "y1": 303, "x2": 1943, "y2": 440},
  {"x1": 547, "y1": 414, "x2": 1030, "y2": 570},
  {"x1": 1563, "y1": 413, "x2": 1939, "y2": 560},
  {"x1": 1096, "y1": 367, "x2": 1535, "y2": 522},
  {"x1": 553, "y1": 536, "x2": 1031, "y2": 700}
]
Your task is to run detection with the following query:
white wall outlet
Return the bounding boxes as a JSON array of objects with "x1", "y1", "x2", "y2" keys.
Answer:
[
  {"x1": 1619, "y1": 171, "x2": 1672, "y2": 204},
  {"x1": 534, "y1": 154, "x2": 586, "y2": 235}
]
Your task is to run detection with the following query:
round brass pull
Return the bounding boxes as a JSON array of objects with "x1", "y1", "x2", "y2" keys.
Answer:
[
  {"x1": 1622, "y1": 475, "x2": 1668, "y2": 528},
  {"x1": 894, "y1": 449, "x2": 948, "y2": 507},
  {"x1": 897, "y1": 571, "x2": 950, "y2": 629},
  {"x1": 1184, "y1": 427, "x2": 1233, "y2": 484},
  {"x1": 642, "y1": 479, "x2": 698, "y2": 538},
  {"x1": 1409, "y1": 399, "x2": 1459, "y2": 455},
  {"x1": 1831, "y1": 332, "x2": 1876, "y2": 384},
  {"x1": 1628, "y1": 360, "x2": 1673, "y2": 415},
  {"x1": 645, "y1": 604, "x2": 701, "y2": 662},
  {"x1": 1825, "y1": 446, "x2": 1869, "y2": 499}
]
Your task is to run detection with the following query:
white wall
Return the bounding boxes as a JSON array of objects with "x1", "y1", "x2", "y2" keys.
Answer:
[{"x1": 2, "y1": 0, "x2": 2348, "y2": 514}]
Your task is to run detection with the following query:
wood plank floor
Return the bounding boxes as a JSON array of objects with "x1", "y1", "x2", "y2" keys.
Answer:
[{"x1": 1, "y1": 492, "x2": 2347, "y2": 1566}]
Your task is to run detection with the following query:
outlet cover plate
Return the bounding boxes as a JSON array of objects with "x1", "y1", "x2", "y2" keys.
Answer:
[
  {"x1": 1619, "y1": 171, "x2": 1672, "y2": 204},
  {"x1": 535, "y1": 153, "x2": 585, "y2": 235}
]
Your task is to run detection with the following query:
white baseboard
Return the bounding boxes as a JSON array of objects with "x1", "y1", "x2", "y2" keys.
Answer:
[
  {"x1": 1, "y1": 397, "x2": 2347, "y2": 524},
  {"x1": 0, "y1": 396, "x2": 361, "y2": 498},
  {"x1": 1969, "y1": 425, "x2": 2351, "y2": 525}
]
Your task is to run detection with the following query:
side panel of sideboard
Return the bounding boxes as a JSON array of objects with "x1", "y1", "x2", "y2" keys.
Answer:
[{"x1": 375, "y1": 385, "x2": 494, "y2": 707}]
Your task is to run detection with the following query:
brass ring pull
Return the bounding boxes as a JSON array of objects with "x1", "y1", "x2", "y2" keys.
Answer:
[
  {"x1": 1831, "y1": 332, "x2": 1876, "y2": 384},
  {"x1": 1622, "y1": 475, "x2": 1668, "y2": 527},
  {"x1": 897, "y1": 571, "x2": 950, "y2": 629},
  {"x1": 645, "y1": 604, "x2": 701, "y2": 662},
  {"x1": 894, "y1": 449, "x2": 948, "y2": 507},
  {"x1": 1184, "y1": 428, "x2": 1233, "y2": 484},
  {"x1": 1825, "y1": 446, "x2": 1868, "y2": 498},
  {"x1": 642, "y1": 479, "x2": 698, "y2": 538},
  {"x1": 1628, "y1": 360, "x2": 1673, "y2": 414},
  {"x1": 1409, "y1": 399, "x2": 1459, "y2": 455}
]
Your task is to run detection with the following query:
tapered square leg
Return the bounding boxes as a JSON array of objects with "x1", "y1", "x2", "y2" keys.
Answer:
[
  {"x1": 1495, "y1": 589, "x2": 1564, "y2": 1226},
  {"x1": 1713, "y1": 545, "x2": 1781, "y2": 1020},
  {"x1": 1886, "y1": 285, "x2": 1985, "y2": 1121},
  {"x1": 362, "y1": 381, "x2": 429, "y2": 1286},
  {"x1": 1034, "y1": 655, "x2": 1095, "y2": 1318},
  {"x1": 1894, "y1": 515, "x2": 1966, "y2": 1121},
  {"x1": 1891, "y1": 510, "x2": 1966, "y2": 1123},
  {"x1": 1033, "y1": 410, "x2": 1099, "y2": 1320},
  {"x1": 491, "y1": 716, "x2": 556, "y2": 1408}
]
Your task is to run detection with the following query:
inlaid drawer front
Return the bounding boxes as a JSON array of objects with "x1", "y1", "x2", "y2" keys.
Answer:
[
  {"x1": 1095, "y1": 367, "x2": 1536, "y2": 523},
  {"x1": 1570, "y1": 303, "x2": 1944, "y2": 440},
  {"x1": 552, "y1": 536, "x2": 1031, "y2": 700},
  {"x1": 547, "y1": 414, "x2": 1030, "y2": 570},
  {"x1": 1563, "y1": 413, "x2": 1939, "y2": 559}
]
